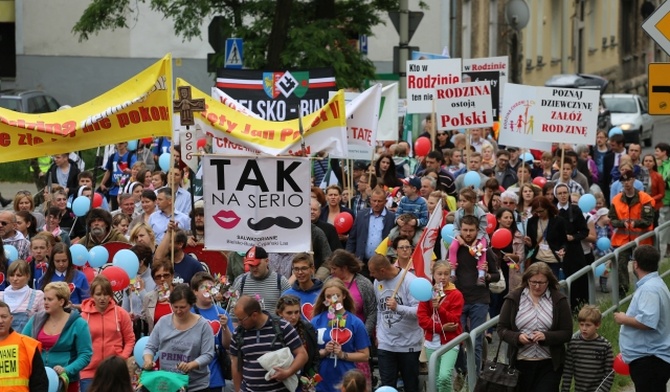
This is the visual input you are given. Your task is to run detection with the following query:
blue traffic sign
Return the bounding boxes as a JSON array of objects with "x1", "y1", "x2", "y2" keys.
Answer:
[{"x1": 225, "y1": 38, "x2": 243, "y2": 69}]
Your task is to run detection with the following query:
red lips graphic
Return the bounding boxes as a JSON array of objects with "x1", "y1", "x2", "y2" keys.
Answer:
[{"x1": 213, "y1": 210, "x2": 241, "y2": 229}]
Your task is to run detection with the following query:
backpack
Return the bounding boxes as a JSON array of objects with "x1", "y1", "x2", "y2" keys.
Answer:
[
  {"x1": 300, "y1": 319, "x2": 320, "y2": 376},
  {"x1": 234, "y1": 314, "x2": 286, "y2": 371},
  {"x1": 193, "y1": 306, "x2": 231, "y2": 380}
]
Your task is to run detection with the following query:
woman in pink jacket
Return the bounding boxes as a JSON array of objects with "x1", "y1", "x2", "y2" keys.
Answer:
[{"x1": 79, "y1": 275, "x2": 135, "y2": 392}]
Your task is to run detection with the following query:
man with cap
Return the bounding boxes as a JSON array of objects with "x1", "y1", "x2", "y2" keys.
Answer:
[
  {"x1": 79, "y1": 209, "x2": 129, "y2": 249},
  {"x1": 154, "y1": 223, "x2": 205, "y2": 285},
  {"x1": 609, "y1": 169, "x2": 655, "y2": 297},
  {"x1": 506, "y1": 147, "x2": 522, "y2": 172},
  {"x1": 396, "y1": 176, "x2": 429, "y2": 227},
  {"x1": 231, "y1": 246, "x2": 291, "y2": 318}
]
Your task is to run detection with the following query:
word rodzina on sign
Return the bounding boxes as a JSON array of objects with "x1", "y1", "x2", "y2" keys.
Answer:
[{"x1": 435, "y1": 81, "x2": 494, "y2": 130}]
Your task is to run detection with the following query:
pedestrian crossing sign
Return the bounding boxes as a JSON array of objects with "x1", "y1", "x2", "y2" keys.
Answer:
[{"x1": 225, "y1": 38, "x2": 243, "y2": 69}]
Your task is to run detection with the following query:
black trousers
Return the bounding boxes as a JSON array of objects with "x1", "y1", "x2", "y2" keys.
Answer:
[{"x1": 630, "y1": 355, "x2": 670, "y2": 392}]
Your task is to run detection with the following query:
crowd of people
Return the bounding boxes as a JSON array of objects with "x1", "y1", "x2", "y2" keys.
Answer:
[{"x1": 0, "y1": 129, "x2": 669, "y2": 392}]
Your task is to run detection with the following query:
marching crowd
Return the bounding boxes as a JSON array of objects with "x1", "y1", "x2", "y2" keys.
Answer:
[{"x1": 0, "y1": 128, "x2": 669, "y2": 392}]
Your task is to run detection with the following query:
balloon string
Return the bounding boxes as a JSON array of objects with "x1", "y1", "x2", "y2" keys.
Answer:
[{"x1": 595, "y1": 369, "x2": 615, "y2": 392}]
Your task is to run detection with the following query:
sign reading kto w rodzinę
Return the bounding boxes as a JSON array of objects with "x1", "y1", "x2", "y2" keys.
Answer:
[{"x1": 202, "y1": 156, "x2": 311, "y2": 252}]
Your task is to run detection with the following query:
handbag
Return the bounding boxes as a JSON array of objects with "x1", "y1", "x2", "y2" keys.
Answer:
[
  {"x1": 489, "y1": 270, "x2": 506, "y2": 294},
  {"x1": 474, "y1": 341, "x2": 519, "y2": 392}
]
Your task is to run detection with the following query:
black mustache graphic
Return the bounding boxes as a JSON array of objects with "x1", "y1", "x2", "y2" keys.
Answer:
[{"x1": 247, "y1": 216, "x2": 303, "y2": 230}]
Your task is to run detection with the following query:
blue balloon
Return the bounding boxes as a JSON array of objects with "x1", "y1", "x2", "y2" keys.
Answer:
[
  {"x1": 409, "y1": 277, "x2": 433, "y2": 301},
  {"x1": 578, "y1": 194, "x2": 596, "y2": 212},
  {"x1": 376, "y1": 386, "x2": 398, "y2": 392},
  {"x1": 127, "y1": 140, "x2": 138, "y2": 151},
  {"x1": 608, "y1": 127, "x2": 623, "y2": 138},
  {"x1": 70, "y1": 244, "x2": 89, "y2": 267},
  {"x1": 596, "y1": 237, "x2": 611, "y2": 252},
  {"x1": 522, "y1": 152, "x2": 534, "y2": 162},
  {"x1": 113, "y1": 249, "x2": 140, "y2": 278},
  {"x1": 158, "y1": 153, "x2": 171, "y2": 172},
  {"x1": 72, "y1": 195, "x2": 91, "y2": 217},
  {"x1": 88, "y1": 246, "x2": 109, "y2": 268},
  {"x1": 3, "y1": 245, "x2": 18, "y2": 263},
  {"x1": 45, "y1": 367, "x2": 59, "y2": 392},
  {"x1": 441, "y1": 224, "x2": 455, "y2": 244},
  {"x1": 463, "y1": 171, "x2": 481, "y2": 188},
  {"x1": 134, "y1": 336, "x2": 150, "y2": 367},
  {"x1": 595, "y1": 263, "x2": 607, "y2": 278}
]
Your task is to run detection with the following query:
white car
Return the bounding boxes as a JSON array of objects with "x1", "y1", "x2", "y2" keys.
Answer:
[{"x1": 602, "y1": 94, "x2": 654, "y2": 146}]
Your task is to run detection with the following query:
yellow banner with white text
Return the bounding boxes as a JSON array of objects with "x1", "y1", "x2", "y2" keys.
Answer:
[{"x1": 0, "y1": 54, "x2": 173, "y2": 162}]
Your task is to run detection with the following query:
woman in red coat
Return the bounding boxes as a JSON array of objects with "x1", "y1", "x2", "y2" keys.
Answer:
[
  {"x1": 417, "y1": 260, "x2": 464, "y2": 392},
  {"x1": 643, "y1": 153, "x2": 665, "y2": 225}
]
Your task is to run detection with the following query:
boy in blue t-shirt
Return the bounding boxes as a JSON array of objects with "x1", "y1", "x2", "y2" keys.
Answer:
[
  {"x1": 396, "y1": 176, "x2": 428, "y2": 227},
  {"x1": 191, "y1": 271, "x2": 234, "y2": 390}
]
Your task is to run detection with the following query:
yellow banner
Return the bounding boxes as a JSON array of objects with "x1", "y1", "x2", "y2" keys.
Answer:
[
  {"x1": 0, "y1": 54, "x2": 173, "y2": 163},
  {"x1": 176, "y1": 78, "x2": 347, "y2": 156}
]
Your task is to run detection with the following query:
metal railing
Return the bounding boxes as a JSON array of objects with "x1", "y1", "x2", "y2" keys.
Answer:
[{"x1": 427, "y1": 221, "x2": 670, "y2": 392}]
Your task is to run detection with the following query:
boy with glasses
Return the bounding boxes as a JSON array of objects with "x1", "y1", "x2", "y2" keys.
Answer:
[{"x1": 281, "y1": 253, "x2": 323, "y2": 321}]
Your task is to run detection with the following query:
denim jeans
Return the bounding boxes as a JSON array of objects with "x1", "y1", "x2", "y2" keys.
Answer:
[
  {"x1": 460, "y1": 302, "x2": 489, "y2": 376},
  {"x1": 377, "y1": 349, "x2": 421, "y2": 392}
]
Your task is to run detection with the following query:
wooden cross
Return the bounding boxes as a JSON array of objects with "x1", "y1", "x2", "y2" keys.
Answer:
[{"x1": 173, "y1": 86, "x2": 205, "y2": 127}]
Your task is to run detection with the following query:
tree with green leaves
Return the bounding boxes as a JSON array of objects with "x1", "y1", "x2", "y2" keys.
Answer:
[{"x1": 73, "y1": 0, "x2": 399, "y2": 88}]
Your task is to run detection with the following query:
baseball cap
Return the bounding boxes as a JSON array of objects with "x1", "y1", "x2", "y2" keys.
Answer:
[
  {"x1": 593, "y1": 208, "x2": 609, "y2": 222},
  {"x1": 402, "y1": 176, "x2": 422, "y2": 189},
  {"x1": 244, "y1": 246, "x2": 268, "y2": 266},
  {"x1": 620, "y1": 169, "x2": 635, "y2": 181}
]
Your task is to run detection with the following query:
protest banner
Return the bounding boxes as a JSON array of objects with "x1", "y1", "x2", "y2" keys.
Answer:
[
  {"x1": 215, "y1": 68, "x2": 336, "y2": 120},
  {"x1": 378, "y1": 83, "x2": 399, "y2": 141},
  {"x1": 498, "y1": 83, "x2": 553, "y2": 150},
  {"x1": 0, "y1": 55, "x2": 173, "y2": 162},
  {"x1": 330, "y1": 85, "x2": 382, "y2": 160},
  {"x1": 202, "y1": 155, "x2": 311, "y2": 252},
  {"x1": 532, "y1": 86, "x2": 600, "y2": 144},
  {"x1": 435, "y1": 81, "x2": 494, "y2": 131},
  {"x1": 406, "y1": 59, "x2": 462, "y2": 114},
  {"x1": 176, "y1": 79, "x2": 347, "y2": 157},
  {"x1": 462, "y1": 56, "x2": 508, "y2": 121}
]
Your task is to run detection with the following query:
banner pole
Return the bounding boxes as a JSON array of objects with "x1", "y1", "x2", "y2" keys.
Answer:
[
  {"x1": 520, "y1": 148, "x2": 526, "y2": 188},
  {"x1": 431, "y1": 99, "x2": 437, "y2": 151},
  {"x1": 170, "y1": 146, "x2": 176, "y2": 269}
]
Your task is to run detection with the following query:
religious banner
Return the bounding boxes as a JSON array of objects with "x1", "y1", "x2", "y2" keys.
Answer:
[
  {"x1": 532, "y1": 86, "x2": 600, "y2": 145},
  {"x1": 498, "y1": 83, "x2": 553, "y2": 150},
  {"x1": 176, "y1": 79, "x2": 347, "y2": 157},
  {"x1": 435, "y1": 81, "x2": 494, "y2": 131},
  {"x1": 462, "y1": 56, "x2": 508, "y2": 121},
  {"x1": 202, "y1": 155, "x2": 311, "y2": 252},
  {"x1": 215, "y1": 68, "x2": 337, "y2": 120},
  {"x1": 406, "y1": 58, "x2": 462, "y2": 114},
  {"x1": 0, "y1": 55, "x2": 173, "y2": 162}
]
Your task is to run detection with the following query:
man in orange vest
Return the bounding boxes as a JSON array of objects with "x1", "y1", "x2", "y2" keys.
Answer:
[
  {"x1": 608, "y1": 169, "x2": 655, "y2": 297},
  {"x1": 0, "y1": 300, "x2": 48, "y2": 391}
]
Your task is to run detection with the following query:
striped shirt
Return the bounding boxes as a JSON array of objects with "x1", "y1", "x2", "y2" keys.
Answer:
[
  {"x1": 516, "y1": 288, "x2": 553, "y2": 360},
  {"x1": 230, "y1": 314, "x2": 303, "y2": 392},
  {"x1": 561, "y1": 333, "x2": 614, "y2": 392},
  {"x1": 232, "y1": 272, "x2": 291, "y2": 321}
]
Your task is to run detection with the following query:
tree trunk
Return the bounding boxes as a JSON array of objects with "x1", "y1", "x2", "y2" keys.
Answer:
[{"x1": 266, "y1": 0, "x2": 293, "y2": 68}]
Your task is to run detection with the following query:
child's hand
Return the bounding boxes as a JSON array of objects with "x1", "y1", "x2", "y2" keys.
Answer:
[{"x1": 456, "y1": 235, "x2": 465, "y2": 246}]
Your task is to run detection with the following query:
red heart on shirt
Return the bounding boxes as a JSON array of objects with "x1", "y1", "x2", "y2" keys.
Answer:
[
  {"x1": 0, "y1": 273, "x2": 4, "y2": 285},
  {"x1": 301, "y1": 303, "x2": 314, "y2": 321},
  {"x1": 68, "y1": 283, "x2": 76, "y2": 293},
  {"x1": 209, "y1": 320, "x2": 221, "y2": 336},
  {"x1": 330, "y1": 328, "x2": 352, "y2": 345}
]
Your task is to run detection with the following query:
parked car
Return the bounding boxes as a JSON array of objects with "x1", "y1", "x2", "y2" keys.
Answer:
[
  {"x1": 602, "y1": 93, "x2": 654, "y2": 146},
  {"x1": 544, "y1": 74, "x2": 612, "y2": 132},
  {"x1": 0, "y1": 89, "x2": 61, "y2": 113}
]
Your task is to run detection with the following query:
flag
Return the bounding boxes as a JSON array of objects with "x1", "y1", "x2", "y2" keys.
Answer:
[
  {"x1": 411, "y1": 199, "x2": 443, "y2": 279},
  {"x1": 377, "y1": 83, "x2": 399, "y2": 141}
]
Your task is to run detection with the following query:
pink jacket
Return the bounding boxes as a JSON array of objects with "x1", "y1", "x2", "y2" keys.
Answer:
[{"x1": 79, "y1": 298, "x2": 135, "y2": 379}]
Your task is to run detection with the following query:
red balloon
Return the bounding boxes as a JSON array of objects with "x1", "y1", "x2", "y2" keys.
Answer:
[
  {"x1": 101, "y1": 266, "x2": 130, "y2": 292},
  {"x1": 491, "y1": 228, "x2": 513, "y2": 249},
  {"x1": 196, "y1": 138, "x2": 207, "y2": 149},
  {"x1": 485, "y1": 213, "x2": 496, "y2": 235},
  {"x1": 334, "y1": 212, "x2": 354, "y2": 234},
  {"x1": 92, "y1": 193, "x2": 103, "y2": 208},
  {"x1": 613, "y1": 353, "x2": 630, "y2": 375},
  {"x1": 414, "y1": 137, "x2": 431, "y2": 157},
  {"x1": 532, "y1": 176, "x2": 547, "y2": 188},
  {"x1": 82, "y1": 267, "x2": 96, "y2": 284},
  {"x1": 140, "y1": 137, "x2": 154, "y2": 145}
]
